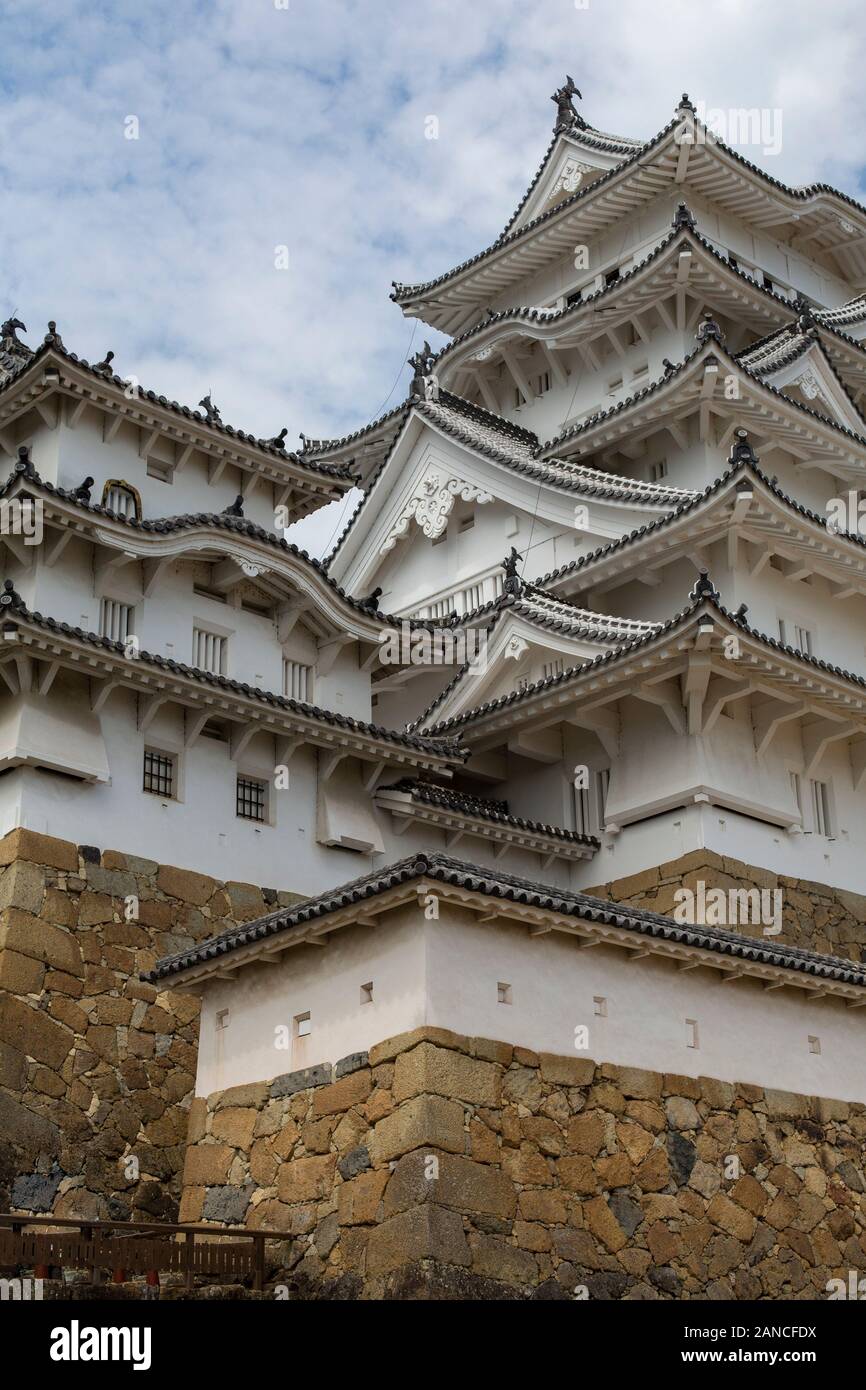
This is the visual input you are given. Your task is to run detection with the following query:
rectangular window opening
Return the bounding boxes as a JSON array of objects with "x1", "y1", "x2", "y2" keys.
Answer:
[
  {"x1": 143, "y1": 749, "x2": 175, "y2": 799},
  {"x1": 237, "y1": 775, "x2": 267, "y2": 822},
  {"x1": 360, "y1": 981, "x2": 374, "y2": 1005},
  {"x1": 497, "y1": 982, "x2": 512, "y2": 1005},
  {"x1": 295, "y1": 1012, "x2": 311, "y2": 1038}
]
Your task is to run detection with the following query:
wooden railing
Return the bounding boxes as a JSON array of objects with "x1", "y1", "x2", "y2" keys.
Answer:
[{"x1": 0, "y1": 1214, "x2": 290, "y2": 1291}]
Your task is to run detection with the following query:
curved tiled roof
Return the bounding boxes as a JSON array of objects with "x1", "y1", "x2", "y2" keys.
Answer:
[
  {"x1": 300, "y1": 401, "x2": 410, "y2": 465},
  {"x1": 390, "y1": 116, "x2": 682, "y2": 305},
  {"x1": 734, "y1": 326, "x2": 866, "y2": 427},
  {"x1": 535, "y1": 443, "x2": 866, "y2": 592},
  {"x1": 431, "y1": 220, "x2": 804, "y2": 379},
  {"x1": 422, "y1": 577, "x2": 866, "y2": 735},
  {"x1": 540, "y1": 336, "x2": 866, "y2": 461},
  {"x1": 377, "y1": 778, "x2": 599, "y2": 847},
  {"x1": 325, "y1": 387, "x2": 693, "y2": 568},
  {"x1": 0, "y1": 332, "x2": 354, "y2": 481},
  {"x1": 818, "y1": 295, "x2": 866, "y2": 328},
  {"x1": 0, "y1": 581, "x2": 465, "y2": 760},
  {"x1": 0, "y1": 455, "x2": 455, "y2": 633},
  {"x1": 406, "y1": 587, "x2": 659, "y2": 731},
  {"x1": 145, "y1": 849, "x2": 866, "y2": 987},
  {"x1": 392, "y1": 106, "x2": 866, "y2": 308},
  {"x1": 499, "y1": 124, "x2": 642, "y2": 240}
]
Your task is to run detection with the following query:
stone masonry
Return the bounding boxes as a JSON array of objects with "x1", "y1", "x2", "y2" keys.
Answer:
[
  {"x1": 180, "y1": 1026, "x2": 866, "y2": 1300},
  {"x1": 0, "y1": 827, "x2": 302, "y2": 1223},
  {"x1": 588, "y1": 848, "x2": 866, "y2": 964}
]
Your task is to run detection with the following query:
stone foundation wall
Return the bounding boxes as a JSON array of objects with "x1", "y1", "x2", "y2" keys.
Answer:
[
  {"x1": 180, "y1": 1026, "x2": 866, "y2": 1300},
  {"x1": 0, "y1": 828, "x2": 302, "y2": 1222},
  {"x1": 588, "y1": 849, "x2": 866, "y2": 964}
]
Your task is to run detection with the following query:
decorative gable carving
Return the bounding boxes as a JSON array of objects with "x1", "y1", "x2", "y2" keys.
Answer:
[
  {"x1": 550, "y1": 158, "x2": 595, "y2": 200},
  {"x1": 381, "y1": 469, "x2": 493, "y2": 554}
]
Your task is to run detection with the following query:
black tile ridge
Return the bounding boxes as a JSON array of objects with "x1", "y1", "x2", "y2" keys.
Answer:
[
  {"x1": 0, "y1": 460, "x2": 451, "y2": 632},
  {"x1": 0, "y1": 338, "x2": 353, "y2": 480},
  {"x1": 300, "y1": 400, "x2": 411, "y2": 461},
  {"x1": 144, "y1": 848, "x2": 866, "y2": 986},
  {"x1": 535, "y1": 449, "x2": 866, "y2": 591},
  {"x1": 323, "y1": 384, "x2": 686, "y2": 571},
  {"x1": 377, "y1": 776, "x2": 599, "y2": 845},
  {"x1": 499, "y1": 124, "x2": 641, "y2": 242},
  {"x1": 422, "y1": 579, "x2": 866, "y2": 734},
  {"x1": 541, "y1": 337, "x2": 866, "y2": 458},
  {"x1": 0, "y1": 582, "x2": 466, "y2": 758},
  {"x1": 735, "y1": 327, "x2": 866, "y2": 427},
  {"x1": 390, "y1": 116, "x2": 682, "y2": 303},
  {"x1": 391, "y1": 111, "x2": 866, "y2": 306},
  {"x1": 432, "y1": 223, "x2": 803, "y2": 373}
]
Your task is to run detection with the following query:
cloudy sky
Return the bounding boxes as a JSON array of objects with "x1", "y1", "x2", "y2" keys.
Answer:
[{"x1": 1, "y1": 0, "x2": 864, "y2": 555}]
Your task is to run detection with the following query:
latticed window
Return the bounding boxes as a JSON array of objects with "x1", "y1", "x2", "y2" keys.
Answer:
[
  {"x1": 100, "y1": 597, "x2": 134, "y2": 642},
  {"x1": 143, "y1": 750, "x2": 175, "y2": 798},
  {"x1": 283, "y1": 658, "x2": 312, "y2": 702},
  {"x1": 102, "y1": 481, "x2": 140, "y2": 520},
  {"x1": 237, "y1": 775, "x2": 267, "y2": 822},
  {"x1": 193, "y1": 626, "x2": 227, "y2": 674}
]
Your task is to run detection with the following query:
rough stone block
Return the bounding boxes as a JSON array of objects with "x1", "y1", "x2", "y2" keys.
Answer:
[
  {"x1": 276, "y1": 1153, "x2": 337, "y2": 1203},
  {"x1": 270, "y1": 1064, "x2": 331, "y2": 1098},
  {"x1": 211, "y1": 1107, "x2": 258, "y2": 1150},
  {"x1": 538, "y1": 1053, "x2": 596, "y2": 1087},
  {"x1": 0, "y1": 994, "x2": 72, "y2": 1069},
  {"x1": 371, "y1": 1094, "x2": 465, "y2": 1164},
  {"x1": 0, "y1": 910, "x2": 82, "y2": 974},
  {"x1": 393, "y1": 1041, "x2": 500, "y2": 1106},
  {"x1": 0, "y1": 948, "x2": 45, "y2": 993},
  {"x1": 182, "y1": 1144, "x2": 234, "y2": 1186},
  {"x1": 311, "y1": 1068, "x2": 372, "y2": 1117},
  {"x1": 335, "y1": 1051, "x2": 369, "y2": 1079},
  {"x1": 383, "y1": 1150, "x2": 516, "y2": 1220},
  {"x1": 156, "y1": 864, "x2": 219, "y2": 906},
  {"x1": 338, "y1": 1168, "x2": 390, "y2": 1226},
  {"x1": 0, "y1": 829, "x2": 79, "y2": 871},
  {"x1": 366, "y1": 1204, "x2": 470, "y2": 1276}
]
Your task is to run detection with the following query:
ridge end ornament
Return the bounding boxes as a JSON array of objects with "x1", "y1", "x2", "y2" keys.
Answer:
[{"x1": 551, "y1": 76, "x2": 587, "y2": 134}]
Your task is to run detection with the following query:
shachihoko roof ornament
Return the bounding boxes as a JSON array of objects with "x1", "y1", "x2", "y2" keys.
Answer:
[
  {"x1": 198, "y1": 392, "x2": 222, "y2": 424},
  {"x1": 408, "y1": 341, "x2": 437, "y2": 400},
  {"x1": 501, "y1": 545, "x2": 523, "y2": 596},
  {"x1": 93, "y1": 350, "x2": 115, "y2": 375},
  {"x1": 551, "y1": 76, "x2": 588, "y2": 134}
]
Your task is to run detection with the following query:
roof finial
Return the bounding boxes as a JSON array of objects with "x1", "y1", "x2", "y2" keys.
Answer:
[
  {"x1": 678, "y1": 92, "x2": 696, "y2": 113},
  {"x1": 93, "y1": 350, "x2": 115, "y2": 375},
  {"x1": 222, "y1": 494, "x2": 244, "y2": 518},
  {"x1": 696, "y1": 311, "x2": 725, "y2": 346},
  {"x1": 408, "y1": 341, "x2": 437, "y2": 401},
  {"x1": 1, "y1": 315, "x2": 26, "y2": 343},
  {"x1": 551, "y1": 76, "x2": 587, "y2": 134},
  {"x1": 264, "y1": 427, "x2": 288, "y2": 451},
  {"x1": 672, "y1": 202, "x2": 696, "y2": 233},
  {"x1": 691, "y1": 568, "x2": 718, "y2": 601},
  {"x1": 14, "y1": 444, "x2": 38, "y2": 480},
  {"x1": 793, "y1": 292, "x2": 817, "y2": 335},
  {"x1": 502, "y1": 546, "x2": 523, "y2": 595},
  {"x1": 730, "y1": 428, "x2": 757, "y2": 467},
  {"x1": 44, "y1": 320, "x2": 65, "y2": 349},
  {"x1": 0, "y1": 578, "x2": 24, "y2": 610},
  {"x1": 198, "y1": 392, "x2": 222, "y2": 424}
]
